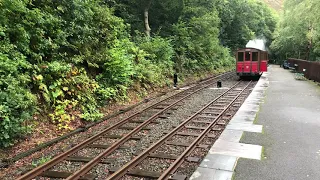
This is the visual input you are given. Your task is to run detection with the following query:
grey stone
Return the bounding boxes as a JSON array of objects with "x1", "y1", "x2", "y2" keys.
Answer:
[
  {"x1": 209, "y1": 140, "x2": 262, "y2": 160},
  {"x1": 218, "y1": 129, "x2": 243, "y2": 142},
  {"x1": 189, "y1": 167, "x2": 233, "y2": 180},
  {"x1": 200, "y1": 154, "x2": 238, "y2": 171},
  {"x1": 226, "y1": 123, "x2": 262, "y2": 133}
]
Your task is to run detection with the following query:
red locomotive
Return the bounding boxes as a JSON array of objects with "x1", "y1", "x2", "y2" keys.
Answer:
[{"x1": 236, "y1": 48, "x2": 268, "y2": 77}]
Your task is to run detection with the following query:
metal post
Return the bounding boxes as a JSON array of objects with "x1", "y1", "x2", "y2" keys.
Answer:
[
  {"x1": 217, "y1": 81, "x2": 222, "y2": 88},
  {"x1": 174, "y1": 73, "x2": 178, "y2": 87}
]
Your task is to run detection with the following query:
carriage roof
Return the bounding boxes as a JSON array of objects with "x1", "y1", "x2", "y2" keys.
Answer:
[{"x1": 237, "y1": 47, "x2": 267, "y2": 52}]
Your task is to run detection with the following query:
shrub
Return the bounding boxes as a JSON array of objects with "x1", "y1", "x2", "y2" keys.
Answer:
[
  {"x1": 33, "y1": 62, "x2": 102, "y2": 129},
  {"x1": 0, "y1": 53, "x2": 36, "y2": 147},
  {"x1": 135, "y1": 36, "x2": 174, "y2": 77}
]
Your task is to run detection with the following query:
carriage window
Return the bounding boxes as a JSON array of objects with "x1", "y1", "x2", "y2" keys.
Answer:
[
  {"x1": 245, "y1": 52, "x2": 251, "y2": 61},
  {"x1": 238, "y1": 52, "x2": 244, "y2": 61},
  {"x1": 252, "y1": 52, "x2": 258, "y2": 61}
]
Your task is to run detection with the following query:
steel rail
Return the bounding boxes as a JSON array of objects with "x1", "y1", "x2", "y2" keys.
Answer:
[
  {"x1": 107, "y1": 81, "x2": 243, "y2": 180},
  {"x1": 159, "y1": 81, "x2": 252, "y2": 180},
  {"x1": 17, "y1": 72, "x2": 233, "y2": 180},
  {"x1": 66, "y1": 73, "x2": 234, "y2": 179}
]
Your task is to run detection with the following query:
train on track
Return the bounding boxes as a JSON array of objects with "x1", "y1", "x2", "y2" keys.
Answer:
[{"x1": 236, "y1": 47, "x2": 269, "y2": 77}]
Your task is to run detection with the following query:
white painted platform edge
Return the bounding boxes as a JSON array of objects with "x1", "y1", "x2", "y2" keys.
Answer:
[{"x1": 190, "y1": 72, "x2": 269, "y2": 180}]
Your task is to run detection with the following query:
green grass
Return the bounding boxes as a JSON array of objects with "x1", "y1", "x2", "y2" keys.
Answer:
[
  {"x1": 261, "y1": 146, "x2": 266, "y2": 160},
  {"x1": 31, "y1": 156, "x2": 52, "y2": 167}
]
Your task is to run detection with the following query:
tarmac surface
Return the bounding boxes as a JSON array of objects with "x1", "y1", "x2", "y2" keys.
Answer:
[{"x1": 234, "y1": 65, "x2": 320, "y2": 180}]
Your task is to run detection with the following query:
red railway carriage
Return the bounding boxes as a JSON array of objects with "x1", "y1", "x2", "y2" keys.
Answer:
[{"x1": 236, "y1": 48, "x2": 268, "y2": 77}]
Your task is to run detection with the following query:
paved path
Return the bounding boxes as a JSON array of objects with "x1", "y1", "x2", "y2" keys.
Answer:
[{"x1": 235, "y1": 65, "x2": 320, "y2": 180}]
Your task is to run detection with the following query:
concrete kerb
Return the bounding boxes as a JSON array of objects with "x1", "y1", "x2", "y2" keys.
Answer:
[{"x1": 190, "y1": 72, "x2": 269, "y2": 180}]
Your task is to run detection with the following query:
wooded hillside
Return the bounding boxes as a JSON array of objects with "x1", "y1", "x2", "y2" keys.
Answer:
[
  {"x1": 271, "y1": 0, "x2": 320, "y2": 61},
  {"x1": 0, "y1": 0, "x2": 276, "y2": 147}
]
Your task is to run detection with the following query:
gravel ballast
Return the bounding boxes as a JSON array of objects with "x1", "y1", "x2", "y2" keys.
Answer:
[{"x1": 4, "y1": 74, "x2": 240, "y2": 179}]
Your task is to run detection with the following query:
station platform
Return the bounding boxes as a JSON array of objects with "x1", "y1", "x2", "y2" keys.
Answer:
[{"x1": 190, "y1": 65, "x2": 320, "y2": 180}]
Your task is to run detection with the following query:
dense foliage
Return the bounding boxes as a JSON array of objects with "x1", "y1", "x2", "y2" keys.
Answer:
[
  {"x1": 0, "y1": 0, "x2": 276, "y2": 147},
  {"x1": 271, "y1": 0, "x2": 320, "y2": 61}
]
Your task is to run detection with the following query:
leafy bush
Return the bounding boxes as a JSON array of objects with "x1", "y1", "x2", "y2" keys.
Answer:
[
  {"x1": 33, "y1": 62, "x2": 102, "y2": 128},
  {"x1": 135, "y1": 36, "x2": 174, "y2": 74},
  {"x1": 96, "y1": 40, "x2": 135, "y2": 102},
  {"x1": 0, "y1": 52, "x2": 36, "y2": 147},
  {"x1": 171, "y1": 7, "x2": 230, "y2": 74},
  {"x1": 133, "y1": 35, "x2": 174, "y2": 86},
  {"x1": 0, "y1": 0, "x2": 126, "y2": 145}
]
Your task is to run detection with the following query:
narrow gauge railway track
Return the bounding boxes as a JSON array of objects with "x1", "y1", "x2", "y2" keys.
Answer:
[
  {"x1": 107, "y1": 80, "x2": 254, "y2": 180},
  {"x1": 17, "y1": 72, "x2": 235, "y2": 180}
]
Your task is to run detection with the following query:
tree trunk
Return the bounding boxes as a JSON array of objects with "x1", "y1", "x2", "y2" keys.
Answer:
[
  {"x1": 305, "y1": 23, "x2": 313, "y2": 61},
  {"x1": 144, "y1": 0, "x2": 152, "y2": 37}
]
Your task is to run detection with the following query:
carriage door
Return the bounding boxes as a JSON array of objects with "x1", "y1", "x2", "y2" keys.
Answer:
[
  {"x1": 237, "y1": 51, "x2": 244, "y2": 73},
  {"x1": 260, "y1": 52, "x2": 268, "y2": 72},
  {"x1": 243, "y1": 51, "x2": 251, "y2": 73},
  {"x1": 251, "y1": 51, "x2": 259, "y2": 73}
]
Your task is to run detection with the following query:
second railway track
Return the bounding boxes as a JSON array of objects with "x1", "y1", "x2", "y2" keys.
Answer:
[
  {"x1": 107, "y1": 80, "x2": 254, "y2": 180},
  {"x1": 17, "y1": 72, "x2": 238, "y2": 180}
]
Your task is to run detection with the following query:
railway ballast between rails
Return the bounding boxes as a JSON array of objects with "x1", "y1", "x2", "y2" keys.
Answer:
[
  {"x1": 107, "y1": 80, "x2": 252, "y2": 180},
  {"x1": 17, "y1": 72, "x2": 236, "y2": 180}
]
